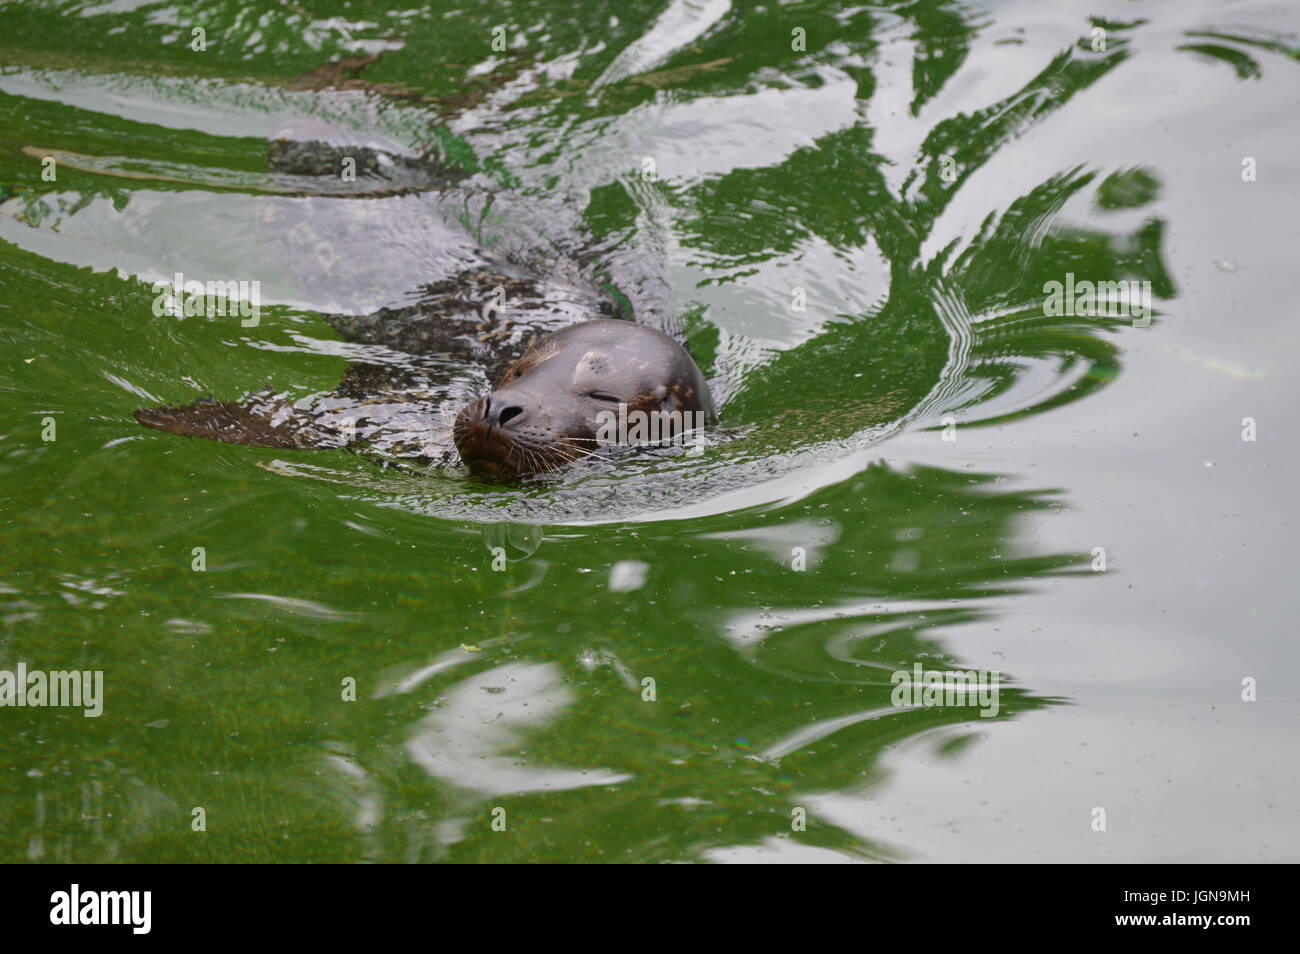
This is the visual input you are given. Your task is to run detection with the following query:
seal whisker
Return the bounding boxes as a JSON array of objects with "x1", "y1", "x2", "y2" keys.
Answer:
[{"x1": 551, "y1": 440, "x2": 602, "y2": 464}]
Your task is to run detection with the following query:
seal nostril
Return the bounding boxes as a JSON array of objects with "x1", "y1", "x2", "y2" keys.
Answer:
[{"x1": 498, "y1": 405, "x2": 524, "y2": 427}]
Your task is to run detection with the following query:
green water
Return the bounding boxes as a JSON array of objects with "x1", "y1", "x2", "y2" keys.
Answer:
[{"x1": 1, "y1": 0, "x2": 1296, "y2": 862}]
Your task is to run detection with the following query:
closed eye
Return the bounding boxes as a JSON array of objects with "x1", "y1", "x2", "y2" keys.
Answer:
[{"x1": 589, "y1": 392, "x2": 622, "y2": 403}]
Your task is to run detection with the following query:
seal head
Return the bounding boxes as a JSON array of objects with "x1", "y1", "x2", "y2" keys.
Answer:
[{"x1": 453, "y1": 319, "x2": 714, "y2": 477}]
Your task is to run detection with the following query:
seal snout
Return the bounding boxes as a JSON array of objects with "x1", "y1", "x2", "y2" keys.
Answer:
[
  {"x1": 480, "y1": 392, "x2": 527, "y2": 429},
  {"x1": 459, "y1": 388, "x2": 531, "y2": 432},
  {"x1": 453, "y1": 388, "x2": 537, "y2": 477}
]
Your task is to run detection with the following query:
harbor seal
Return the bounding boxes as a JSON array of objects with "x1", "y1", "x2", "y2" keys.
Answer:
[
  {"x1": 132, "y1": 134, "x2": 714, "y2": 476},
  {"x1": 453, "y1": 319, "x2": 714, "y2": 477}
]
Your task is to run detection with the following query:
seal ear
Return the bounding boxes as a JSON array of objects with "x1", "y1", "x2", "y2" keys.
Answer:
[{"x1": 134, "y1": 395, "x2": 326, "y2": 449}]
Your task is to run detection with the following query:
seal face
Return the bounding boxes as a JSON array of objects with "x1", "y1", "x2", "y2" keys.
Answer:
[{"x1": 453, "y1": 319, "x2": 714, "y2": 477}]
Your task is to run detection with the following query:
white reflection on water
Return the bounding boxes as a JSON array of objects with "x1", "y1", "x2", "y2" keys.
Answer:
[{"x1": 405, "y1": 661, "x2": 631, "y2": 796}]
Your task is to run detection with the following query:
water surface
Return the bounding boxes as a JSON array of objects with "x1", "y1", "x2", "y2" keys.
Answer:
[{"x1": 1, "y1": 0, "x2": 1297, "y2": 862}]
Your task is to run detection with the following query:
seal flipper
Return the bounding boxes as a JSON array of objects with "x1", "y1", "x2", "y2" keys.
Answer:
[{"x1": 133, "y1": 393, "x2": 335, "y2": 450}]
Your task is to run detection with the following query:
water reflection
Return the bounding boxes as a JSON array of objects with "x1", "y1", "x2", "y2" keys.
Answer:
[{"x1": 308, "y1": 460, "x2": 1069, "y2": 861}]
